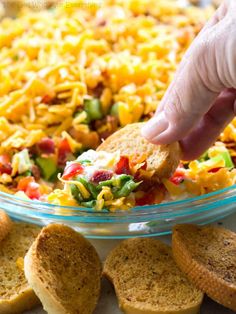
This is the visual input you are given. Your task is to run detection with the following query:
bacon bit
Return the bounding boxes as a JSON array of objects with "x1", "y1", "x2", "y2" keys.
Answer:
[
  {"x1": 41, "y1": 94, "x2": 53, "y2": 104},
  {"x1": 58, "y1": 138, "x2": 71, "y2": 166},
  {"x1": 93, "y1": 82, "x2": 104, "y2": 98},
  {"x1": 69, "y1": 128, "x2": 100, "y2": 150},
  {"x1": 91, "y1": 170, "x2": 113, "y2": 183},
  {"x1": 38, "y1": 137, "x2": 55, "y2": 154},
  {"x1": 62, "y1": 163, "x2": 84, "y2": 180},
  {"x1": 0, "y1": 154, "x2": 12, "y2": 175},
  {"x1": 31, "y1": 164, "x2": 41, "y2": 180},
  {"x1": 208, "y1": 167, "x2": 222, "y2": 173},
  {"x1": 115, "y1": 156, "x2": 130, "y2": 175},
  {"x1": 97, "y1": 20, "x2": 107, "y2": 27},
  {"x1": 232, "y1": 157, "x2": 236, "y2": 165},
  {"x1": 135, "y1": 186, "x2": 165, "y2": 206},
  {"x1": 0, "y1": 164, "x2": 12, "y2": 175},
  {"x1": 95, "y1": 116, "x2": 118, "y2": 140}
]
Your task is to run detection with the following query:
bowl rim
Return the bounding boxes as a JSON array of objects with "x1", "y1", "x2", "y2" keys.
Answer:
[{"x1": 1, "y1": 184, "x2": 236, "y2": 222}]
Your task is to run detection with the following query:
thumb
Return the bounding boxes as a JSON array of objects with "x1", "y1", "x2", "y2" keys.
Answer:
[
  {"x1": 141, "y1": 0, "x2": 230, "y2": 144},
  {"x1": 141, "y1": 54, "x2": 219, "y2": 144}
]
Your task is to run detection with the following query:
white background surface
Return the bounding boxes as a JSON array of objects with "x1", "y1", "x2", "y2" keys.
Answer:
[{"x1": 25, "y1": 212, "x2": 236, "y2": 314}]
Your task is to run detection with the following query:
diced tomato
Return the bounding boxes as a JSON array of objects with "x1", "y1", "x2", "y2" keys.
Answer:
[
  {"x1": 140, "y1": 160, "x2": 147, "y2": 170},
  {"x1": 38, "y1": 138, "x2": 55, "y2": 154},
  {"x1": 169, "y1": 168, "x2": 185, "y2": 185},
  {"x1": 91, "y1": 170, "x2": 113, "y2": 183},
  {"x1": 17, "y1": 176, "x2": 41, "y2": 200},
  {"x1": 62, "y1": 163, "x2": 84, "y2": 180},
  {"x1": 208, "y1": 167, "x2": 222, "y2": 173},
  {"x1": 0, "y1": 154, "x2": 12, "y2": 175},
  {"x1": 170, "y1": 176, "x2": 184, "y2": 185},
  {"x1": 0, "y1": 154, "x2": 10, "y2": 164},
  {"x1": 17, "y1": 177, "x2": 35, "y2": 192},
  {"x1": 58, "y1": 138, "x2": 71, "y2": 166},
  {"x1": 115, "y1": 156, "x2": 130, "y2": 175},
  {"x1": 25, "y1": 182, "x2": 41, "y2": 200}
]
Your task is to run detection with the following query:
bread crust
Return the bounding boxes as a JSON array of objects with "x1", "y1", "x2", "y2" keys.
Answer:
[
  {"x1": 0, "y1": 222, "x2": 41, "y2": 314},
  {"x1": 25, "y1": 241, "x2": 67, "y2": 314},
  {"x1": 103, "y1": 238, "x2": 203, "y2": 314},
  {"x1": 24, "y1": 223, "x2": 102, "y2": 314},
  {"x1": 0, "y1": 210, "x2": 12, "y2": 243},
  {"x1": 0, "y1": 289, "x2": 40, "y2": 314},
  {"x1": 97, "y1": 123, "x2": 181, "y2": 180},
  {"x1": 172, "y1": 224, "x2": 236, "y2": 312}
]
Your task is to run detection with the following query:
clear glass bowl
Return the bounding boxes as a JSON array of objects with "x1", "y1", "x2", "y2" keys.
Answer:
[{"x1": 1, "y1": 186, "x2": 236, "y2": 239}]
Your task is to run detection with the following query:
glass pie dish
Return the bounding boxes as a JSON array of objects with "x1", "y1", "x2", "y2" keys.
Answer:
[
  {"x1": 1, "y1": 0, "x2": 235, "y2": 239},
  {"x1": 1, "y1": 185, "x2": 236, "y2": 239}
]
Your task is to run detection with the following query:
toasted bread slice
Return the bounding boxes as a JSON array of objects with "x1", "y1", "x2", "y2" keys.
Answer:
[
  {"x1": 24, "y1": 224, "x2": 102, "y2": 314},
  {"x1": 172, "y1": 224, "x2": 236, "y2": 312},
  {"x1": 103, "y1": 238, "x2": 203, "y2": 314},
  {"x1": 0, "y1": 222, "x2": 41, "y2": 314},
  {"x1": 97, "y1": 123, "x2": 181, "y2": 181},
  {"x1": 0, "y1": 210, "x2": 12, "y2": 242}
]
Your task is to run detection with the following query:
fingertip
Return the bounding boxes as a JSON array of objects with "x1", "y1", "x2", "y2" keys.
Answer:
[{"x1": 141, "y1": 113, "x2": 168, "y2": 141}]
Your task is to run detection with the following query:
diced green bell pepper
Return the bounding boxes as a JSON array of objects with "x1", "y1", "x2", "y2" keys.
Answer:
[
  {"x1": 36, "y1": 157, "x2": 58, "y2": 181},
  {"x1": 84, "y1": 98, "x2": 103, "y2": 121},
  {"x1": 110, "y1": 102, "x2": 119, "y2": 117},
  {"x1": 219, "y1": 151, "x2": 234, "y2": 169}
]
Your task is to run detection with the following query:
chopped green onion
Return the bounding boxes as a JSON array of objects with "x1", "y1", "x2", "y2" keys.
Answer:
[
  {"x1": 81, "y1": 200, "x2": 97, "y2": 208},
  {"x1": 84, "y1": 98, "x2": 103, "y2": 121},
  {"x1": 77, "y1": 177, "x2": 99, "y2": 199},
  {"x1": 22, "y1": 170, "x2": 32, "y2": 177},
  {"x1": 36, "y1": 157, "x2": 58, "y2": 181},
  {"x1": 198, "y1": 151, "x2": 209, "y2": 162},
  {"x1": 117, "y1": 174, "x2": 133, "y2": 183},
  {"x1": 113, "y1": 180, "x2": 141, "y2": 198},
  {"x1": 98, "y1": 175, "x2": 132, "y2": 188},
  {"x1": 79, "y1": 160, "x2": 91, "y2": 165},
  {"x1": 71, "y1": 184, "x2": 84, "y2": 202},
  {"x1": 98, "y1": 179, "x2": 114, "y2": 187}
]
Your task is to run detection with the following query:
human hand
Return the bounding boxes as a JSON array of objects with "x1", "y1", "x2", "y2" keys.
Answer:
[{"x1": 142, "y1": 0, "x2": 236, "y2": 160}]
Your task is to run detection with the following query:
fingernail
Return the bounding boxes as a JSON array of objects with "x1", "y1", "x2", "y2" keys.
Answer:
[{"x1": 141, "y1": 112, "x2": 169, "y2": 140}]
